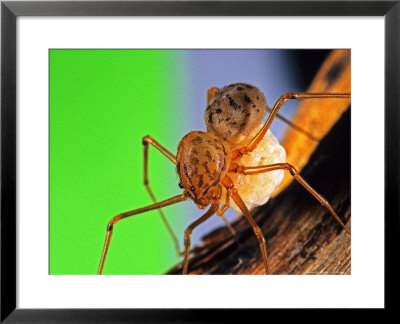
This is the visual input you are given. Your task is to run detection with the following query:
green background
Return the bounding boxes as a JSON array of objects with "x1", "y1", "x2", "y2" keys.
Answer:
[{"x1": 50, "y1": 50, "x2": 191, "y2": 274}]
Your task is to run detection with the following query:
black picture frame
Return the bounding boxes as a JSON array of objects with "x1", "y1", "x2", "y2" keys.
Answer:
[{"x1": 1, "y1": 0, "x2": 398, "y2": 322}]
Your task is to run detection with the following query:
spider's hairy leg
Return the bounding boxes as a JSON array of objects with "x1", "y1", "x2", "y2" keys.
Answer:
[
  {"x1": 231, "y1": 92, "x2": 351, "y2": 160},
  {"x1": 142, "y1": 135, "x2": 182, "y2": 255},
  {"x1": 182, "y1": 203, "x2": 219, "y2": 274},
  {"x1": 98, "y1": 194, "x2": 187, "y2": 275},
  {"x1": 222, "y1": 176, "x2": 271, "y2": 275},
  {"x1": 234, "y1": 162, "x2": 351, "y2": 235}
]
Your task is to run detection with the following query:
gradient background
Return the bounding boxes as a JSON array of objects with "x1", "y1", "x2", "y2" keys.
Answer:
[{"x1": 49, "y1": 49, "x2": 330, "y2": 274}]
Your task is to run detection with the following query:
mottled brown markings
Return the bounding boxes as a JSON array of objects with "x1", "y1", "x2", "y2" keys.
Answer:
[
  {"x1": 183, "y1": 164, "x2": 194, "y2": 188},
  {"x1": 227, "y1": 96, "x2": 240, "y2": 110},
  {"x1": 213, "y1": 146, "x2": 222, "y2": 154},
  {"x1": 240, "y1": 123, "x2": 246, "y2": 127},
  {"x1": 190, "y1": 156, "x2": 199, "y2": 165},
  {"x1": 215, "y1": 108, "x2": 222, "y2": 114},
  {"x1": 192, "y1": 136, "x2": 203, "y2": 145},
  {"x1": 202, "y1": 161, "x2": 210, "y2": 175},
  {"x1": 202, "y1": 172, "x2": 222, "y2": 197},
  {"x1": 244, "y1": 94, "x2": 253, "y2": 104},
  {"x1": 204, "y1": 82, "x2": 267, "y2": 146},
  {"x1": 208, "y1": 112, "x2": 213, "y2": 123},
  {"x1": 176, "y1": 131, "x2": 232, "y2": 208},
  {"x1": 198, "y1": 174, "x2": 204, "y2": 188},
  {"x1": 192, "y1": 157, "x2": 199, "y2": 176},
  {"x1": 209, "y1": 173, "x2": 222, "y2": 191}
]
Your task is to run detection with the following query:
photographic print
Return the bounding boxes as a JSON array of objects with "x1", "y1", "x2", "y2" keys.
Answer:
[{"x1": 49, "y1": 49, "x2": 351, "y2": 275}]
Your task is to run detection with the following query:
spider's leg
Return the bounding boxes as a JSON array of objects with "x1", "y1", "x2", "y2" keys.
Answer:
[
  {"x1": 219, "y1": 213, "x2": 237, "y2": 237},
  {"x1": 216, "y1": 188, "x2": 237, "y2": 237},
  {"x1": 98, "y1": 194, "x2": 187, "y2": 275},
  {"x1": 182, "y1": 203, "x2": 218, "y2": 274},
  {"x1": 207, "y1": 87, "x2": 219, "y2": 103},
  {"x1": 233, "y1": 162, "x2": 351, "y2": 235},
  {"x1": 142, "y1": 135, "x2": 182, "y2": 255},
  {"x1": 222, "y1": 176, "x2": 271, "y2": 275},
  {"x1": 231, "y1": 92, "x2": 350, "y2": 160},
  {"x1": 265, "y1": 106, "x2": 319, "y2": 141}
]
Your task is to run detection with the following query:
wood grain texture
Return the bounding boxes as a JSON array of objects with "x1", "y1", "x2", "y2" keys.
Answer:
[{"x1": 167, "y1": 108, "x2": 351, "y2": 275}]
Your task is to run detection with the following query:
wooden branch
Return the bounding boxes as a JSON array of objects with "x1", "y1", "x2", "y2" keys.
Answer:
[
  {"x1": 167, "y1": 108, "x2": 351, "y2": 275},
  {"x1": 274, "y1": 49, "x2": 351, "y2": 196}
]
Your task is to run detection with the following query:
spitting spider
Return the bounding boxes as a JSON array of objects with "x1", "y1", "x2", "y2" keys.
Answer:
[{"x1": 98, "y1": 82, "x2": 351, "y2": 275}]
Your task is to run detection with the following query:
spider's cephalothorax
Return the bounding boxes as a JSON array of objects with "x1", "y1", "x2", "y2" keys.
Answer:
[
  {"x1": 176, "y1": 131, "x2": 231, "y2": 207},
  {"x1": 205, "y1": 82, "x2": 267, "y2": 147}
]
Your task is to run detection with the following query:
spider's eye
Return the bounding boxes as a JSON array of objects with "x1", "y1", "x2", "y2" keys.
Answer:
[
  {"x1": 186, "y1": 192, "x2": 192, "y2": 197},
  {"x1": 178, "y1": 182, "x2": 183, "y2": 189},
  {"x1": 190, "y1": 186, "x2": 195, "y2": 192}
]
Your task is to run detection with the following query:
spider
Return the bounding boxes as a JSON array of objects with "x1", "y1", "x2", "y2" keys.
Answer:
[{"x1": 97, "y1": 82, "x2": 351, "y2": 275}]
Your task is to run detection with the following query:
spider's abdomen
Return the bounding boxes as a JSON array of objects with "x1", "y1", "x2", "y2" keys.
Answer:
[
  {"x1": 205, "y1": 83, "x2": 267, "y2": 147},
  {"x1": 176, "y1": 131, "x2": 231, "y2": 206}
]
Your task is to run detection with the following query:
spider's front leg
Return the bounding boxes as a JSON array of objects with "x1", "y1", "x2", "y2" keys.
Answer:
[
  {"x1": 142, "y1": 135, "x2": 182, "y2": 255},
  {"x1": 182, "y1": 203, "x2": 219, "y2": 274},
  {"x1": 98, "y1": 194, "x2": 187, "y2": 275}
]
